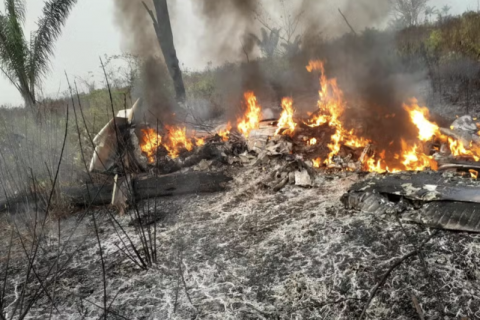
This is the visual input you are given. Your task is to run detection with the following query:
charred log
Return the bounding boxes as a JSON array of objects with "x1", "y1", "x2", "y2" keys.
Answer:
[
  {"x1": 61, "y1": 171, "x2": 231, "y2": 208},
  {"x1": 133, "y1": 171, "x2": 232, "y2": 199}
]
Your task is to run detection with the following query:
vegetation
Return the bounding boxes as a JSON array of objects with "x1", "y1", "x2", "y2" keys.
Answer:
[{"x1": 0, "y1": 0, "x2": 77, "y2": 109}]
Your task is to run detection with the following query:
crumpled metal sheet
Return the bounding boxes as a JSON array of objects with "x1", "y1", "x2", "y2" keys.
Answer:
[
  {"x1": 407, "y1": 201, "x2": 480, "y2": 232},
  {"x1": 349, "y1": 171, "x2": 480, "y2": 204},
  {"x1": 89, "y1": 100, "x2": 140, "y2": 173},
  {"x1": 451, "y1": 115, "x2": 477, "y2": 133},
  {"x1": 344, "y1": 171, "x2": 480, "y2": 232}
]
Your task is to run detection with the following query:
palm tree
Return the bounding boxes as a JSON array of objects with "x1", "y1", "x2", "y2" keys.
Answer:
[
  {"x1": 391, "y1": 0, "x2": 428, "y2": 26},
  {"x1": 0, "y1": 0, "x2": 77, "y2": 108},
  {"x1": 424, "y1": 6, "x2": 437, "y2": 23},
  {"x1": 441, "y1": 5, "x2": 451, "y2": 16},
  {"x1": 250, "y1": 27, "x2": 280, "y2": 58},
  {"x1": 281, "y1": 35, "x2": 301, "y2": 58}
]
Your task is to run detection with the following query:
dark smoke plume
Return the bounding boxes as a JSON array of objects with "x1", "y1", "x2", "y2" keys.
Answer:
[
  {"x1": 314, "y1": 28, "x2": 430, "y2": 166},
  {"x1": 114, "y1": 0, "x2": 175, "y2": 125},
  {"x1": 194, "y1": 0, "x2": 258, "y2": 61}
]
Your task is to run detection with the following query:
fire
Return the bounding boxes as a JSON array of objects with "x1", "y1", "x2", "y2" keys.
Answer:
[
  {"x1": 449, "y1": 138, "x2": 480, "y2": 161},
  {"x1": 344, "y1": 130, "x2": 371, "y2": 148},
  {"x1": 138, "y1": 60, "x2": 480, "y2": 175},
  {"x1": 163, "y1": 126, "x2": 194, "y2": 159},
  {"x1": 312, "y1": 158, "x2": 322, "y2": 168},
  {"x1": 276, "y1": 97, "x2": 297, "y2": 135},
  {"x1": 404, "y1": 99, "x2": 440, "y2": 141},
  {"x1": 306, "y1": 60, "x2": 345, "y2": 128},
  {"x1": 140, "y1": 126, "x2": 197, "y2": 161},
  {"x1": 218, "y1": 122, "x2": 232, "y2": 141},
  {"x1": 470, "y1": 169, "x2": 478, "y2": 179},
  {"x1": 404, "y1": 98, "x2": 480, "y2": 162},
  {"x1": 401, "y1": 140, "x2": 435, "y2": 171},
  {"x1": 195, "y1": 138, "x2": 205, "y2": 146},
  {"x1": 366, "y1": 157, "x2": 384, "y2": 173},
  {"x1": 140, "y1": 128, "x2": 163, "y2": 163},
  {"x1": 238, "y1": 92, "x2": 261, "y2": 138},
  {"x1": 306, "y1": 60, "x2": 372, "y2": 165}
]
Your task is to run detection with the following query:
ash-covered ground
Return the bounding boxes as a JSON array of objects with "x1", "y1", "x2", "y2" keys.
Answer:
[{"x1": 1, "y1": 166, "x2": 480, "y2": 320}]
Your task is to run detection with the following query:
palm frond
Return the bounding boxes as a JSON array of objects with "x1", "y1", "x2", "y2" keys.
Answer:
[
  {"x1": 0, "y1": 6, "x2": 29, "y2": 92},
  {"x1": 29, "y1": 0, "x2": 77, "y2": 84},
  {"x1": 4, "y1": 0, "x2": 26, "y2": 24}
]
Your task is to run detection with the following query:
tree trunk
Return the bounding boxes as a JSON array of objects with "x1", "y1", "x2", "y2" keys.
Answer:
[
  {"x1": 148, "y1": 0, "x2": 186, "y2": 103},
  {"x1": 22, "y1": 91, "x2": 35, "y2": 109}
]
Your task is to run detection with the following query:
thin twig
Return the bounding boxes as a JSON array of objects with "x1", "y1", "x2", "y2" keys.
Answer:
[
  {"x1": 394, "y1": 215, "x2": 443, "y2": 314},
  {"x1": 90, "y1": 207, "x2": 108, "y2": 320},
  {"x1": 411, "y1": 294, "x2": 425, "y2": 320},
  {"x1": 178, "y1": 253, "x2": 196, "y2": 311},
  {"x1": 359, "y1": 233, "x2": 436, "y2": 320},
  {"x1": 338, "y1": 8, "x2": 357, "y2": 36}
]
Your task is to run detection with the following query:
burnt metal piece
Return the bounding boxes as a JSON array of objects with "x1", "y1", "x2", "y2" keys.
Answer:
[
  {"x1": 344, "y1": 171, "x2": 480, "y2": 232},
  {"x1": 407, "y1": 201, "x2": 480, "y2": 232},
  {"x1": 438, "y1": 159, "x2": 480, "y2": 172},
  {"x1": 341, "y1": 191, "x2": 391, "y2": 214},
  {"x1": 349, "y1": 171, "x2": 480, "y2": 204}
]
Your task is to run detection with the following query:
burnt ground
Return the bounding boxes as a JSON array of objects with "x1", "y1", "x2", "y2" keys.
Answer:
[{"x1": 1, "y1": 166, "x2": 480, "y2": 320}]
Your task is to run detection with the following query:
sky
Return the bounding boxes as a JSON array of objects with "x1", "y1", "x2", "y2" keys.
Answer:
[{"x1": 0, "y1": 0, "x2": 476, "y2": 106}]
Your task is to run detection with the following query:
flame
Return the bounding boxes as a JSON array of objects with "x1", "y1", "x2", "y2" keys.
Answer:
[
  {"x1": 366, "y1": 157, "x2": 384, "y2": 172},
  {"x1": 344, "y1": 130, "x2": 371, "y2": 148},
  {"x1": 401, "y1": 140, "x2": 435, "y2": 171},
  {"x1": 163, "y1": 126, "x2": 194, "y2": 159},
  {"x1": 140, "y1": 128, "x2": 162, "y2": 163},
  {"x1": 238, "y1": 92, "x2": 261, "y2": 138},
  {"x1": 306, "y1": 61, "x2": 376, "y2": 166},
  {"x1": 276, "y1": 97, "x2": 297, "y2": 135},
  {"x1": 306, "y1": 60, "x2": 345, "y2": 128},
  {"x1": 196, "y1": 138, "x2": 205, "y2": 146},
  {"x1": 218, "y1": 122, "x2": 232, "y2": 141},
  {"x1": 449, "y1": 138, "x2": 480, "y2": 161},
  {"x1": 139, "y1": 62, "x2": 480, "y2": 174},
  {"x1": 470, "y1": 169, "x2": 478, "y2": 179},
  {"x1": 404, "y1": 99, "x2": 480, "y2": 162},
  {"x1": 404, "y1": 99, "x2": 440, "y2": 141},
  {"x1": 312, "y1": 158, "x2": 322, "y2": 168}
]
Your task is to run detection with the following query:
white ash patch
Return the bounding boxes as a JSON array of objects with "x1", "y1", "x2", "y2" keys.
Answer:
[{"x1": 1, "y1": 168, "x2": 480, "y2": 319}]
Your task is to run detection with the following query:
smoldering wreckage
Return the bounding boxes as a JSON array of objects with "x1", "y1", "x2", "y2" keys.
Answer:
[
  {"x1": 3, "y1": 60, "x2": 480, "y2": 318},
  {"x1": 89, "y1": 61, "x2": 480, "y2": 233}
]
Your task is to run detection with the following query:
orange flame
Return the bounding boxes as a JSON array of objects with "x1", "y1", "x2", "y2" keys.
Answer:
[
  {"x1": 238, "y1": 92, "x2": 261, "y2": 138},
  {"x1": 312, "y1": 158, "x2": 322, "y2": 168},
  {"x1": 404, "y1": 99, "x2": 440, "y2": 141},
  {"x1": 449, "y1": 138, "x2": 480, "y2": 161},
  {"x1": 276, "y1": 97, "x2": 297, "y2": 135},
  {"x1": 470, "y1": 169, "x2": 478, "y2": 179},
  {"x1": 404, "y1": 99, "x2": 480, "y2": 163},
  {"x1": 306, "y1": 60, "x2": 367, "y2": 165},
  {"x1": 140, "y1": 128, "x2": 162, "y2": 163},
  {"x1": 401, "y1": 140, "x2": 435, "y2": 171},
  {"x1": 163, "y1": 126, "x2": 194, "y2": 159},
  {"x1": 366, "y1": 157, "x2": 384, "y2": 172},
  {"x1": 195, "y1": 138, "x2": 205, "y2": 146},
  {"x1": 218, "y1": 122, "x2": 232, "y2": 141},
  {"x1": 306, "y1": 60, "x2": 345, "y2": 128},
  {"x1": 344, "y1": 130, "x2": 370, "y2": 148},
  {"x1": 308, "y1": 138, "x2": 317, "y2": 146}
]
